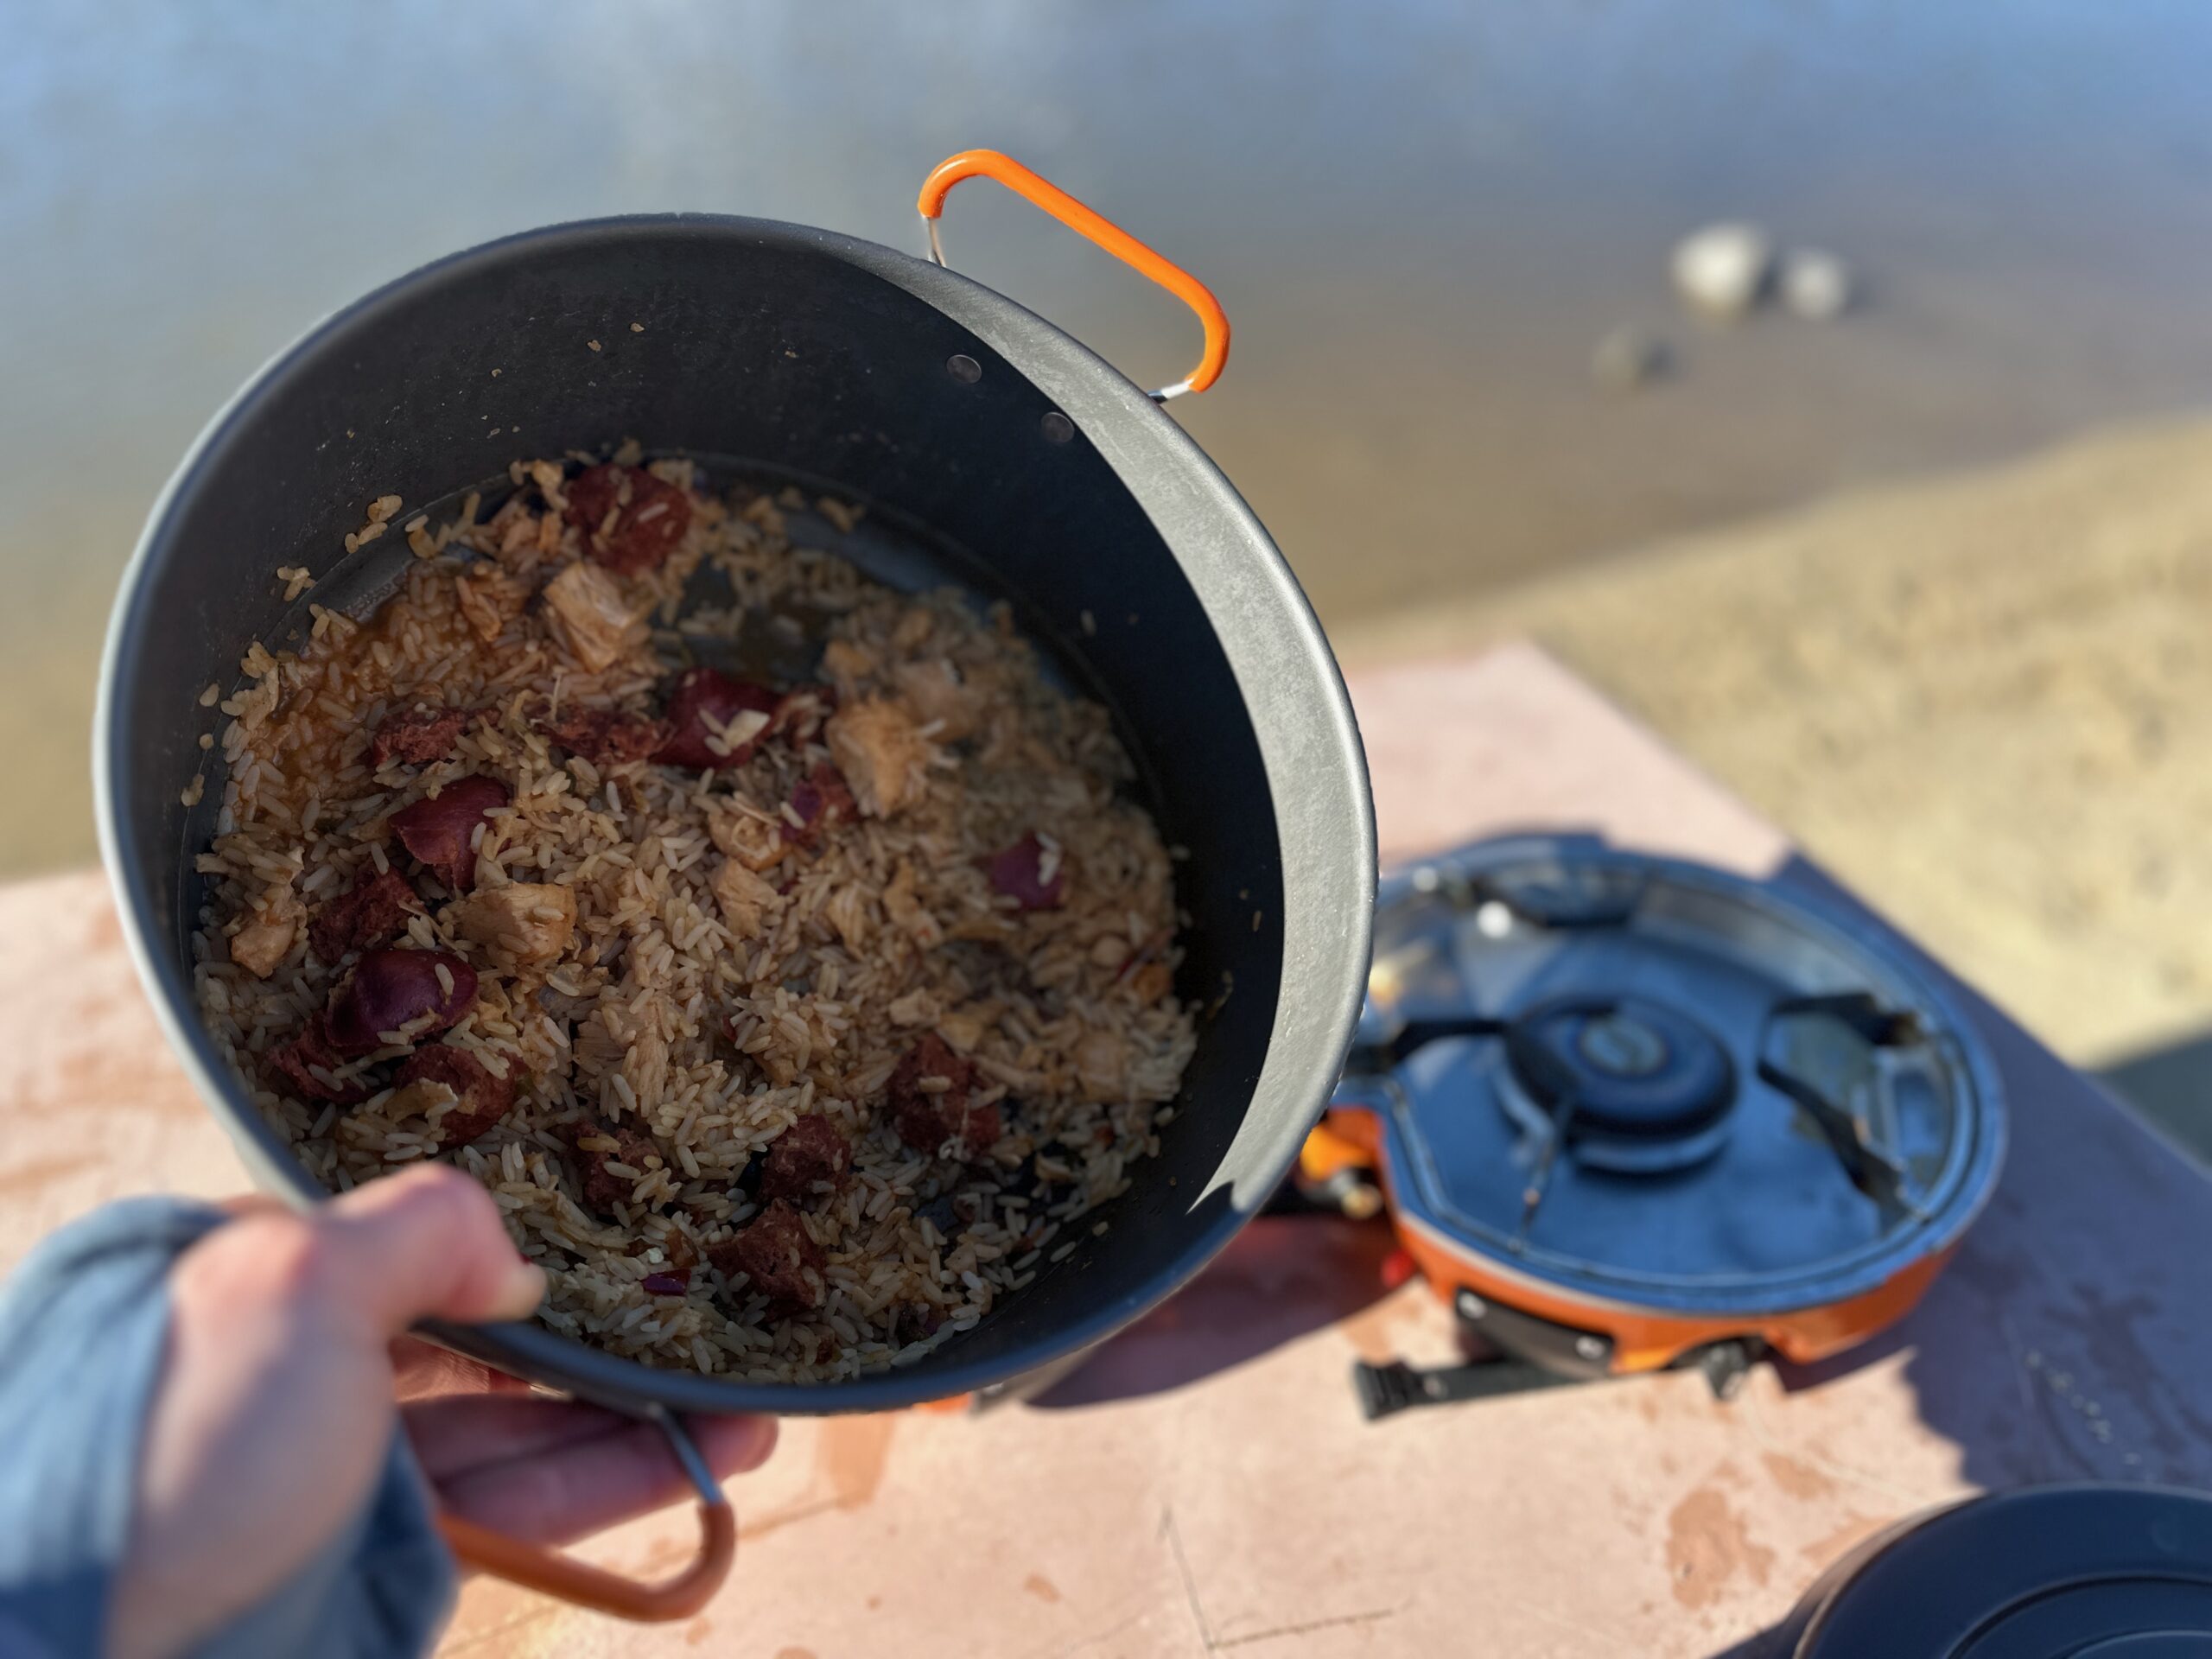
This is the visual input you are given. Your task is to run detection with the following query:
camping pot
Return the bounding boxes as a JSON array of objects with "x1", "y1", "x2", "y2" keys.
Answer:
[
  {"x1": 94, "y1": 152, "x2": 1376, "y2": 1615},
  {"x1": 1766, "y1": 1484, "x2": 2212, "y2": 1654}
]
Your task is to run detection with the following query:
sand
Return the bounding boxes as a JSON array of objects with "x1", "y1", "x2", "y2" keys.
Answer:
[{"x1": 1340, "y1": 411, "x2": 2212, "y2": 1069}]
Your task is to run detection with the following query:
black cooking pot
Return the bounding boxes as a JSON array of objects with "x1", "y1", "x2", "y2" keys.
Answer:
[{"x1": 97, "y1": 162, "x2": 1372, "y2": 1433}]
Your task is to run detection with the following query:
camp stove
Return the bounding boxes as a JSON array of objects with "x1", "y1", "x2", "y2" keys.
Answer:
[{"x1": 1294, "y1": 835, "x2": 2007, "y2": 1419}]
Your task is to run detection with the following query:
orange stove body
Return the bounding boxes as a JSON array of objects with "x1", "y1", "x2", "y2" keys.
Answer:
[{"x1": 1302, "y1": 1107, "x2": 1953, "y2": 1376}]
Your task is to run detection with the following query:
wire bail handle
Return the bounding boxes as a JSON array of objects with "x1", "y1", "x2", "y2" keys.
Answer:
[{"x1": 917, "y1": 149, "x2": 1231, "y2": 403}]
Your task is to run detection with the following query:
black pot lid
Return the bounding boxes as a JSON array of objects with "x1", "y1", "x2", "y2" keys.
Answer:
[
  {"x1": 1343, "y1": 835, "x2": 2006, "y2": 1317},
  {"x1": 1780, "y1": 1485, "x2": 2212, "y2": 1656}
]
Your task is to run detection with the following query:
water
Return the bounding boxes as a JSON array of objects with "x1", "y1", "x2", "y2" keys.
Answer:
[{"x1": 8, "y1": 0, "x2": 2212, "y2": 874}]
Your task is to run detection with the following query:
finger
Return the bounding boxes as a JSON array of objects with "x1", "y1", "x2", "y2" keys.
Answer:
[
  {"x1": 428, "y1": 1413, "x2": 777, "y2": 1546},
  {"x1": 215, "y1": 1194, "x2": 288, "y2": 1217},
  {"x1": 313, "y1": 1165, "x2": 545, "y2": 1335},
  {"x1": 407, "y1": 1395, "x2": 774, "y2": 1484},
  {"x1": 404, "y1": 1395, "x2": 637, "y2": 1478},
  {"x1": 390, "y1": 1338, "x2": 535, "y2": 1402}
]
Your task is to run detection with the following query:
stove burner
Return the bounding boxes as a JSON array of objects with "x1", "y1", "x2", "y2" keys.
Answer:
[
  {"x1": 1504, "y1": 995, "x2": 1737, "y2": 1167},
  {"x1": 1510, "y1": 997, "x2": 1733, "y2": 1134}
]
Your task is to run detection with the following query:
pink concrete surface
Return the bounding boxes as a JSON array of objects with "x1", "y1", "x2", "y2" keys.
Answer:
[{"x1": 3, "y1": 642, "x2": 2206, "y2": 1657}]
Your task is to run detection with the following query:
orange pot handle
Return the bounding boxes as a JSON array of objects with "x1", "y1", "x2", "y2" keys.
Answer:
[
  {"x1": 917, "y1": 148, "x2": 1230, "y2": 402},
  {"x1": 435, "y1": 1407, "x2": 736, "y2": 1622}
]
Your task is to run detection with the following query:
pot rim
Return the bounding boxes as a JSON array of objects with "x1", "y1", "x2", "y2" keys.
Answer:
[{"x1": 94, "y1": 212, "x2": 1376, "y2": 1414}]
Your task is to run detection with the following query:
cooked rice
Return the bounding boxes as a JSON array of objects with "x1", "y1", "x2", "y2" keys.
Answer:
[{"x1": 190, "y1": 455, "x2": 1194, "y2": 1382}]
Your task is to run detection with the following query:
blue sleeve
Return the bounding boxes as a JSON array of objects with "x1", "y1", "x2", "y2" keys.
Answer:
[{"x1": 0, "y1": 1198, "x2": 457, "y2": 1659}]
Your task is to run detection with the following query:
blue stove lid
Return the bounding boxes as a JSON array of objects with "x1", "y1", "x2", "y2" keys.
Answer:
[{"x1": 1347, "y1": 835, "x2": 2006, "y2": 1318}]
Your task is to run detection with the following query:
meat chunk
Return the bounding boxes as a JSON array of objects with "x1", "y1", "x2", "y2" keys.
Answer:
[
  {"x1": 326, "y1": 948, "x2": 478, "y2": 1054},
  {"x1": 564, "y1": 463, "x2": 694, "y2": 575},
  {"x1": 265, "y1": 1013, "x2": 368, "y2": 1106},
  {"x1": 819, "y1": 637, "x2": 878, "y2": 696},
  {"x1": 766, "y1": 684, "x2": 836, "y2": 749},
  {"x1": 1127, "y1": 960, "x2": 1174, "y2": 1006},
  {"x1": 712, "y1": 858, "x2": 782, "y2": 939},
  {"x1": 1074, "y1": 1027, "x2": 1129, "y2": 1103},
  {"x1": 982, "y1": 832, "x2": 1066, "y2": 912},
  {"x1": 882, "y1": 860, "x2": 942, "y2": 947},
  {"x1": 888, "y1": 1032, "x2": 1001, "y2": 1160},
  {"x1": 655, "y1": 669, "x2": 779, "y2": 771},
  {"x1": 369, "y1": 705, "x2": 471, "y2": 768},
  {"x1": 543, "y1": 559, "x2": 645, "y2": 672},
  {"x1": 448, "y1": 881, "x2": 576, "y2": 966},
  {"x1": 824, "y1": 698, "x2": 929, "y2": 817},
  {"x1": 533, "y1": 704, "x2": 670, "y2": 766},
  {"x1": 708, "y1": 1199, "x2": 826, "y2": 1315},
  {"x1": 227, "y1": 886, "x2": 304, "y2": 979},
  {"x1": 707, "y1": 801, "x2": 789, "y2": 873},
  {"x1": 389, "y1": 774, "x2": 509, "y2": 893},
  {"x1": 393, "y1": 1043, "x2": 517, "y2": 1146},
  {"x1": 891, "y1": 660, "x2": 982, "y2": 741},
  {"x1": 780, "y1": 762, "x2": 857, "y2": 846},
  {"x1": 308, "y1": 868, "x2": 422, "y2": 963},
  {"x1": 569, "y1": 1121, "x2": 665, "y2": 1214},
  {"x1": 759, "y1": 1116, "x2": 852, "y2": 1207}
]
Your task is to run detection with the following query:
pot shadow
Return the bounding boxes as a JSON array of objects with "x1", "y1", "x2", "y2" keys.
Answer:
[{"x1": 1023, "y1": 1211, "x2": 1400, "y2": 1409}]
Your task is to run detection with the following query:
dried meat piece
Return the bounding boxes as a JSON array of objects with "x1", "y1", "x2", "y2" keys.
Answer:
[
  {"x1": 759, "y1": 1116, "x2": 852, "y2": 1207},
  {"x1": 308, "y1": 868, "x2": 422, "y2": 963},
  {"x1": 888, "y1": 1032, "x2": 1000, "y2": 1159},
  {"x1": 369, "y1": 705, "x2": 471, "y2": 768},
  {"x1": 326, "y1": 948, "x2": 478, "y2": 1054},
  {"x1": 982, "y1": 832, "x2": 1065, "y2": 912},
  {"x1": 562, "y1": 463, "x2": 623, "y2": 536},
  {"x1": 766, "y1": 683, "x2": 836, "y2": 749},
  {"x1": 780, "y1": 762, "x2": 856, "y2": 846},
  {"x1": 708, "y1": 1199, "x2": 826, "y2": 1315},
  {"x1": 389, "y1": 775, "x2": 509, "y2": 893},
  {"x1": 565, "y1": 464, "x2": 693, "y2": 575},
  {"x1": 655, "y1": 668, "x2": 779, "y2": 771},
  {"x1": 569, "y1": 1121, "x2": 665, "y2": 1214},
  {"x1": 533, "y1": 704, "x2": 671, "y2": 767},
  {"x1": 395, "y1": 1043, "x2": 517, "y2": 1146},
  {"x1": 265, "y1": 1012, "x2": 369, "y2": 1106}
]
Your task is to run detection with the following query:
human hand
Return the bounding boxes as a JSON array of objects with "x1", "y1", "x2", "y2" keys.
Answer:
[{"x1": 106, "y1": 1166, "x2": 775, "y2": 1659}]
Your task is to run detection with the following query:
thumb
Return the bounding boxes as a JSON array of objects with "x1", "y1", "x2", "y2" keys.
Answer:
[{"x1": 311, "y1": 1164, "x2": 546, "y2": 1337}]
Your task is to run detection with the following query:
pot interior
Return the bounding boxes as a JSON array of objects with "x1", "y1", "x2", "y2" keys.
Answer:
[{"x1": 105, "y1": 218, "x2": 1318, "y2": 1412}]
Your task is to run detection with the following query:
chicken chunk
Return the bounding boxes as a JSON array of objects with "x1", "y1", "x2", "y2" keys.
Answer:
[
  {"x1": 1074, "y1": 1027, "x2": 1129, "y2": 1103},
  {"x1": 819, "y1": 637, "x2": 878, "y2": 696},
  {"x1": 449, "y1": 881, "x2": 576, "y2": 966},
  {"x1": 824, "y1": 697, "x2": 930, "y2": 817},
  {"x1": 706, "y1": 802, "x2": 787, "y2": 873},
  {"x1": 882, "y1": 860, "x2": 942, "y2": 947},
  {"x1": 228, "y1": 886, "x2": 304, "y2": 979},
  {"x1": 542, "y1": 559, "x2": 644, "y2": 672},
  {"x1": 712, "y1": 858, "x2": 782, "y2": 940},
  {"x1": 891, "y1": 659, "x2": 982, "y2": 741}
]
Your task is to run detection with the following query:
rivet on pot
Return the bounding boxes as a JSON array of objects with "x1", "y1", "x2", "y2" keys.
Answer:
[
  {"x1": 1039, "y1": 410, "x2": 1075, "y2": 444},
  {"x1": 946, "y1": 353, "x2": 982, "y2": 385}
]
